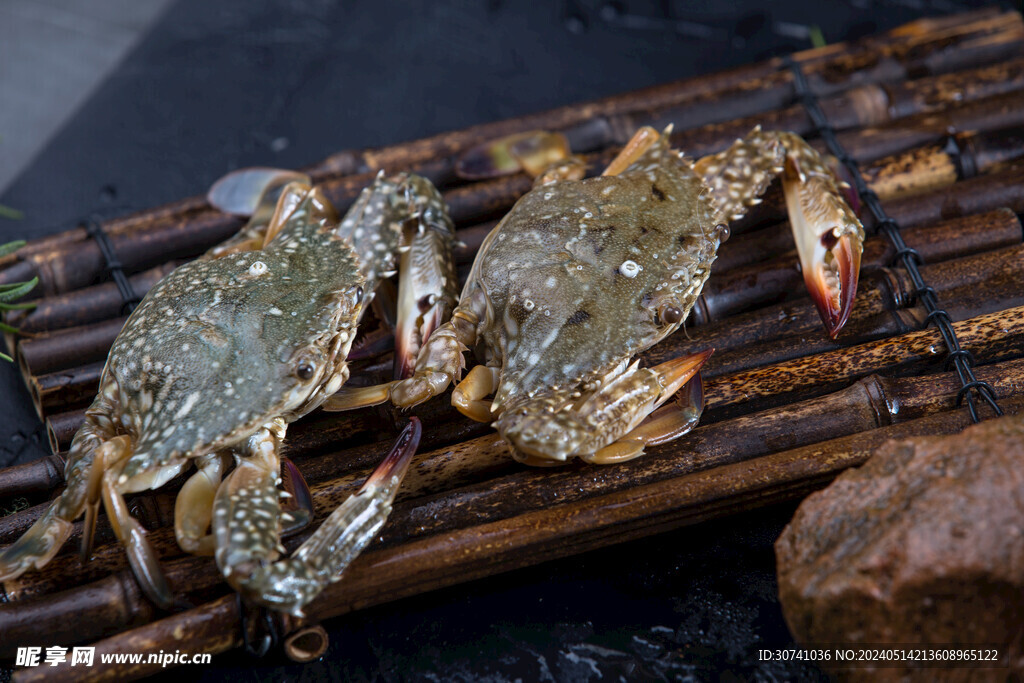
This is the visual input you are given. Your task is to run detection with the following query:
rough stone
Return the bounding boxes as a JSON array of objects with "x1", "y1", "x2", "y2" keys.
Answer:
[{"x1": 775, "y1": 413, "x2": 1024, "y2": 681}]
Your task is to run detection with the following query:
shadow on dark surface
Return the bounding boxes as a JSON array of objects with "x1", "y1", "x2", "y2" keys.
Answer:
[
  {"x1": 0, "y1": 0, "x2": 983, "y2": 679},
  {"x1": 148, "y1": 501, "x2": 825, "y2": 682}
]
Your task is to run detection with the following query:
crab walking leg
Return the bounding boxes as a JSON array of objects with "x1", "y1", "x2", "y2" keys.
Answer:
[
  {"x1": 452, "y1": 365, "x2": 501, "y2": 422},
  {"x1": 602, "y1": 126, "x2": 663, "y2": 177},
  {"x1": 214, "y1": 418, "x2": 421, "y2": 616},
  {"x1": 0, "y1": 412, "x2": 112, "y2": 580},
  {"x1": 324, "y1": 290, "x2": 486, "y2": 412},
  {"x1": 202, "y1": 172, "x2": 314, "y2": 261},
  {"x1": 174, "y1": 453, "x2": 230, "y2": 555},
  {"x1": 693, "y1": 126, "x2": 864, "y2": 338},
  {"x1": 501, "y1": 350, "x2": 713, "y2": 466},
  {"x1": 99, "y1": 442, "x2": 176, "y2": 609}
]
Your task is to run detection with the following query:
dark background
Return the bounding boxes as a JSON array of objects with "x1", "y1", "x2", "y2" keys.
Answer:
[{"x1": 0, "y1": 1, "x2": 996, "y2": 680}]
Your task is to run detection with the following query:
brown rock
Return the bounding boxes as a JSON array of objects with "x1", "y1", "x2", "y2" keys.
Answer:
[{"x1": 775, "y1": 414, "x2": 1024, "y2": 682}]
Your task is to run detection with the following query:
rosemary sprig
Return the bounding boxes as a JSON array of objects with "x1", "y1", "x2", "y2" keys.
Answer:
[{"x1": 0, "y1": 239, "x2": 37, "y2": 361}]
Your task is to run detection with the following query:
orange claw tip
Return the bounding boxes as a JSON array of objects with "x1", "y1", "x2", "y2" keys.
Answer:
[
  {"x1": 362, "y1": 417, "x2": 422, "y2": 490},
  {"x1": 806, "y1": 234, "x2": 862, "y2": 339},
  {"x1": 653, "y1": 348, "x2": 715, "y2": 393}
]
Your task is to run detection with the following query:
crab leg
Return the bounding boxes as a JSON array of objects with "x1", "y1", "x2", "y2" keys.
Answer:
[
  {"x1": 98, "y1": 438, "x2": 175, "y2": 609},
  {"x1": 0, "y1": 386, "x2": 125, "y2": 578},
  {"x1": 582, "y1": 369, "x2": 707, "y2": 465},
  {"x1": 693, "y1": 126, "x2": 864, "y2": 338},
  {"x1": 452, "y1": 364, "x2": 501, "y2": 422},
  {"x1": 214, "y1": 418, "x2": 421, "y2": 617},
  {"x1": 602, "y1": 125, "x2": 663, "y2": 177},
  {"x1": 324, "y1": 289, "x2": 486, "y2": 412},
  {"x1": 202, "y1": 170, "x2": 313, "y2": 260},
  {"x1": 175, "y1": 452, "x2": 230, "y2": 555}
]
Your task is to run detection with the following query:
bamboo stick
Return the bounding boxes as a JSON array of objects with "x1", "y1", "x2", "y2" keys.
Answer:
[
  {"x1": 43, "y1": 409, "x2": 85, "y2": 454},
  {"x1": 5, "y1": 263, "x2": 179, "y2": 334},
  {"x1": 9, "y1": 389, "x2": 1023, "y2": 677},
  {"x1": 670, "y1": 60, "x2": 1024, "y2": 159},
  {"x1": 310, "y1": 8, "x2": 1024, "y2": 180},
  {"x1": 858, "y1": 125, "x2": 1024, "y2": 199},
  {"x1": 30, "y1": 363, "x2": 103, "y2": 418},
  {"x1": 0, "y1": 454, "x2": 63, "y2": 500},
  {"x1": 17, "y1": 318, "x2": 126, "y2": 378}
]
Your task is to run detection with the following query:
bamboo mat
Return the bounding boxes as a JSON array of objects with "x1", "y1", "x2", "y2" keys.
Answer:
[{"x1": 2, "y1": 7, "x2": 1024, "y2": 680}]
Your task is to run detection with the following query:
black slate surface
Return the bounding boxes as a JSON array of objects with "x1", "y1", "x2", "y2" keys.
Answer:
[{"x1": 0, "y1": 1, "x2": 981, "y2": 680}]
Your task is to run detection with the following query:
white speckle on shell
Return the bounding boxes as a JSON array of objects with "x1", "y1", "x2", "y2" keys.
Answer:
[{"x1": 619, "y1": 260, "x2": 641, "y2": 278}]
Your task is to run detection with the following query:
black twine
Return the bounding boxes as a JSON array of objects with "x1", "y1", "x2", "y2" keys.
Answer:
[
  {"x1": 83, "y1": 216, "x2": 141, "y2": 315},
  {"x1": 782, "y1": 55, "x2": 1002, "y2": 423}
]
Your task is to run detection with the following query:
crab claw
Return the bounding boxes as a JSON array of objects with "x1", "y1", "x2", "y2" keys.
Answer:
[
  {"x1": 782, "y1": 156, "x2": 864, "y2": 339},
  {"x1": 215, "y1": 419, "x2": 421, "y2": 616},
  {"x1": 804, "y1": 232, "x2": 862, "y2": 339}
]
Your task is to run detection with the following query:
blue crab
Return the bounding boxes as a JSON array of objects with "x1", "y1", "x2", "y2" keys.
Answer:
[
  {"x1": 331, "y1": 126, "x2": 863, "y2": 465},
  {"x1": 0, "y1": 172, "x2": 457, "y2": 616}
]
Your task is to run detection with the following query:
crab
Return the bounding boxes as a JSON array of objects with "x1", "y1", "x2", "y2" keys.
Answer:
[
  {"x1": 328, "y1": 125, "x2": 863, "y2": 465},
  {"x1": 0, "y1": 171, "x2": 458, "y2": 616}
]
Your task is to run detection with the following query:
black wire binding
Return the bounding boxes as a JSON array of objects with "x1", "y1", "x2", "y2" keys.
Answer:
[
  {"x1": 83, "y1": 216, "x2": 141, "y2": 315},
  {"x1": 782, "y1": 55, "x2": 1002, "y2": 423}
]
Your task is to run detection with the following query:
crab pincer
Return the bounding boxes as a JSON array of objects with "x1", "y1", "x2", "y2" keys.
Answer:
[
  {"x1": 692, "y1": 126, "x2": 864, "y2": 338},
  {"x1": 215, "y1": 418, "x2": 420, "y2": 616}
]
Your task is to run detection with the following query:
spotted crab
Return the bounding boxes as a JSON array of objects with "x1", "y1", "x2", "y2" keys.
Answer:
[
  {"x1": 0, "y1": 172, "x2": 458, "y2": 616},
  {"x1": 330, "y1": 126, "x2": 863, "y2": 465}
]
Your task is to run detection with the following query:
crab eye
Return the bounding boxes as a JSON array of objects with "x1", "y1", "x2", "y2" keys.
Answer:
[
  {"x1": 354, "y1": 286, "x2": 364, "y2": 304},
  {"x1": 661, "y1": 305, "x2": 684, "y2": 324},
  {"x1": 295, "y1": 360, "x2": 317, "y2": 380}
]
